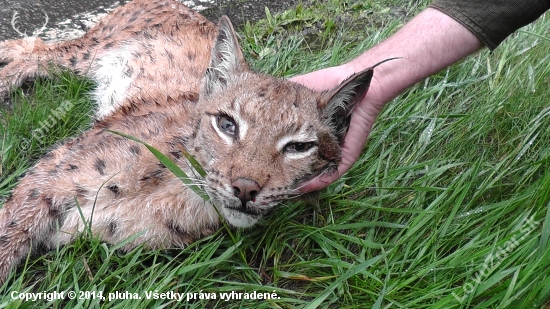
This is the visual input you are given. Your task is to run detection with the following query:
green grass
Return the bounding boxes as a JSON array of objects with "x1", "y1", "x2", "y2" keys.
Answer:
[{"x1": 1, "y1": 0, "x2": 550, "y2": 307}]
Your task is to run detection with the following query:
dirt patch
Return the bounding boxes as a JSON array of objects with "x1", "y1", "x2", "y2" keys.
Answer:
[{"x1": 0, "y1": 0, "x2": 298, "y2": 42}]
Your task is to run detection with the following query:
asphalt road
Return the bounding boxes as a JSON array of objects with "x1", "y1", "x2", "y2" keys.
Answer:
[{"x1": 0, "y1": 0, "x2": 297, "y2": 42}]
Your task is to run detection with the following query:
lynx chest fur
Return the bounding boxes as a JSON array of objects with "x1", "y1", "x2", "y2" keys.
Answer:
[{"x1": 0, "y1": 0, "x2": 374, "y2": 282}]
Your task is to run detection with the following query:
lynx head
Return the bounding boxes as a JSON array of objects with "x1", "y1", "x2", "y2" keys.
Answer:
[{"x1": 186, "y1": 16, "x2": 374, "y2": 228}]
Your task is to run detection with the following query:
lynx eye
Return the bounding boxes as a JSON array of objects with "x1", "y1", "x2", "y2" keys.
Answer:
[
  {"x1": 217, "y1": 115, "x2": 237, "y2": 136},
  {"x1": 283, "y1": 141, "x2": 316, "y2": 153}
]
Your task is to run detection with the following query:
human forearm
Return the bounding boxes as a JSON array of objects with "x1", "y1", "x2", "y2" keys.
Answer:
[
  {"x1": 344, "y1": 8, "x2": 483, "y2": 105},
  {"x1": 293, "y1": 8, "x2": 483, "y2": 191}
]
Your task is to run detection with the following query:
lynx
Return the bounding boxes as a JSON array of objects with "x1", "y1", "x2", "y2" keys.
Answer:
[{"x1": 0, "y1": 0, "x2": 375, "y2": 283}]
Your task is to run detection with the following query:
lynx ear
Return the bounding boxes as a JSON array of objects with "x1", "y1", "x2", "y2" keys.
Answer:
[
  {"x1": 319, "y1": 68, "x2": 374, "y2": 141},
  {"x1": 202, "y1": 16, "x2": 248, "y2": 96}
]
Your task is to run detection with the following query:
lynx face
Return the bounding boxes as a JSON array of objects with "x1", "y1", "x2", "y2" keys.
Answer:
[
  {"x1": 183, "y1": 20, "x2": 374, "y2": 227},
  {"x1": 189, "y1": 75, "x2": 334, "y2": 228}
]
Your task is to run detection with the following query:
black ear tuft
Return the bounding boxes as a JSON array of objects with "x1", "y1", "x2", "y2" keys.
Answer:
[
  {"x1": 202, "y1": 16, "x2": 248, "y2": 96},
  {"x1": 319, "y1": 68, "x2": 374, "y2": 141}
]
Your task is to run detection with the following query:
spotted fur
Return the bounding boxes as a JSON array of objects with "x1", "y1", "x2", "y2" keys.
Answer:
[{"x1": 0, "y1": 0, "x2": 375, "y2": 283}]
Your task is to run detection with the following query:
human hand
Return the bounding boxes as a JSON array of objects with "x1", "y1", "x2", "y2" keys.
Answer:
[
  {"x1": 291, "y1": 63, "x2": 386, "y2": 192},
  {"x1": 291, "y1": 8, "x2": 483, "y2": 193}
]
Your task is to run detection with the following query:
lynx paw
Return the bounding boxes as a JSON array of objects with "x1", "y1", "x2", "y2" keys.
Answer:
[
  {"x1": 0, "y1": 37, "x2": 45, "y2": 63},
  {"x1": 0, "y1": 38, "x2": 47, "y2": 99},
  {"x1": 0, "y1": 60, "x2": 34, "y2": 100}
]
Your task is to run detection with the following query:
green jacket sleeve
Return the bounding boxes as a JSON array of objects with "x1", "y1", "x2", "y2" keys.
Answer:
[{"x1": 429, "y1": 0, "x2": 550, "y2": 50}]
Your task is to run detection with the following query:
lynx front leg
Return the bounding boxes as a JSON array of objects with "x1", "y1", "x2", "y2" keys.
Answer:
[{"x1": 0, "y1": 36, "x2": 98, "y2": 99}]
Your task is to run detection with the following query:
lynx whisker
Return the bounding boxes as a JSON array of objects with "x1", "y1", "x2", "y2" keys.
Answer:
[{"x1": 295, "y1": 165, "x2": 339, "y2": 191}]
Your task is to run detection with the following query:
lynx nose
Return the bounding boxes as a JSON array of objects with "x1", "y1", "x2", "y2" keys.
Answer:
[{"x1": 232, "y1": 178, "x2": 260, "y2": 207}]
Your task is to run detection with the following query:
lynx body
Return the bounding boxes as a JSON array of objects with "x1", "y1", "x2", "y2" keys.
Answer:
[{"x1": 0, "y1": 0, "x2": 374, "y2": 282}]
